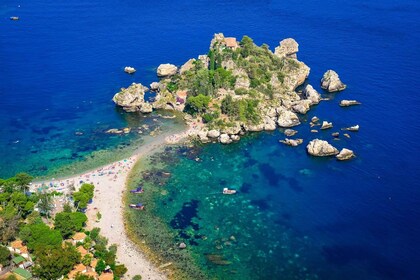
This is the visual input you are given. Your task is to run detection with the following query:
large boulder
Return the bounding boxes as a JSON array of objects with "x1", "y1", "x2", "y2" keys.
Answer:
[
  {"x1": 219, "y1": 133, "x2": 232, "y2": 144},
  {"x1": 112, "y1": 83, "x2": 151, "y2": 113},
  {"x1": 284, "y1": 129, "x2": 298, "y2": 137},
  {"x1": 306, "y1": 139, "x2": 339, "y2": 156},
  {"x1": 124, "y1": 66, "x2": 136, "y2": 74},
  {"x1": 274, "y1": 38, "x2": 299, "y2": 59},
  {"x1": 264, "y1": 117, "x2": 277, "y2": 131},
  {"x1": 292, "y1": 100, "x2": 312, "y2": 114},
  {"x1": 303, "y1": 84, "x2": 321, "y2": 105},
  {"x1": 321, "y1": 70, "x2": 346, "y2": 92},
  {"x1": 198, "y1": 130, "x2": 210, "y2": 143},
  {"x1": 157, "y1": 64, "x2": 178, "y2": 77},
  {"x1": 277, "y1": 108, "x2": 301, "y2": 127},
  {"x1": 336, "y1": 148, "x2": 355, "y2": 161},
  {"x1": 207, "y1": 129, "x2": 221, "y2": 138},
  {"x1": 221, "y1": 123, "x2": 242, "y2": 135},
  {"x1": 150, "y1": 82, "x2": 160, "y2": 91},
  {"x1": 280, "y1": 138, "x2": 303, "y2": 147},
  {"x1": 320, "y1": 121, "x2": 333, "y2": 130},
  {"x1": 180, "y1": 59, "x2": 196, "y2": 75}
]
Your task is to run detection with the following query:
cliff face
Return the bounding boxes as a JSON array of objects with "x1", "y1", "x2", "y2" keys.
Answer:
[{"x1": 113, "y1": 33, "x2": 317, "y2": 143}]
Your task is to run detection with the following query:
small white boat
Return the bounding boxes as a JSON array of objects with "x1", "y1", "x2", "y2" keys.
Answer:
[
  {"x1": 10, "y1": 16, "x2": 19, "y2": 20},
  {"x1": 223, "y1": 188, "x2": 237, "y2": 195}
]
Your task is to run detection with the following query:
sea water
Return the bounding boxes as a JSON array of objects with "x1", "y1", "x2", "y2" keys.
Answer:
[{"x1": 1, "y1": 0, "x2": 420, "y2": 279}]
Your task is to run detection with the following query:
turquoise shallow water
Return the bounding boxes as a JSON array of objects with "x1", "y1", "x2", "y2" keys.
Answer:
[{"x1": 2, "y1": 0, "x2": 420, "y2": 279}]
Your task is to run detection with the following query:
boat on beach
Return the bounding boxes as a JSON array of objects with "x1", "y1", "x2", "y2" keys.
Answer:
[
  {"x1": 129, "y1": 203, "x2": 144, "y2": 210},
  {"x1": 223, "y1": 188, "x2": 237, "y2": 195},
  {"x1": 130, "y1": 186, "x2": 144, "y2": 194}
]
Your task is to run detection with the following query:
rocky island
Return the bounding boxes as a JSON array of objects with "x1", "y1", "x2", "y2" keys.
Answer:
[{"x1": 113, "y1": 33, "x2": 356, "y2": 159}]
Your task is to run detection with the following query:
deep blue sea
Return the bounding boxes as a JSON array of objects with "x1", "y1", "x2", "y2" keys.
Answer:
[{"x1": 1, "y1": 0, "x2": 420, "y2": 279}]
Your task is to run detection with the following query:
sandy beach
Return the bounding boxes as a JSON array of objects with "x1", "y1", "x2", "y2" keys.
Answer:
[
  {"x1": 29, "y1": 120, "x2": 207, "y2": 279},
  {"x1": 31, "y1": 126, "x2": 201, "y2": 280}
]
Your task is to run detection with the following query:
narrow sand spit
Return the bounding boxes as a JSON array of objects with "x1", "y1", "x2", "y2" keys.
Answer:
[{"x1": 31, "y1": 127, "x2": 198, "y2": 279}]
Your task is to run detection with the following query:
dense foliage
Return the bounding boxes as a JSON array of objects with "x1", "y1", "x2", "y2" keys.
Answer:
[
  {"x1": 54, "y1": 211, "x2": 87, "y2": 238},
  {"x1": 73, "y1": 183, "x2": 94, "y2": 210},
  {"x1": 0, "y1": 173, "x2": 128, "y2": 280}
]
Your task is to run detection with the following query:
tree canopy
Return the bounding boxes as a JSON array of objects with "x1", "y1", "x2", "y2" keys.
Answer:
[
  {"x1": 73, "y1": 183, "x2": 94, "y2": 210},
  {"x1": 19, "y1": 222, "x2": 62, "y2": 252},
  {"x1": 33, "y1": 244, "x2": 81, "y2": 280},
  {"x1": 0, "y1": 245, "x2": 11, "y2": 266},
  {"x1": 54, "y1": 211, "x2": 87, "y2": 238}
]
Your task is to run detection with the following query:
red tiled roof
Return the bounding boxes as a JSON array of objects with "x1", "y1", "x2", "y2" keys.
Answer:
[{"x1": 224, "y1": 37, "x2": 238, "y2": 48}]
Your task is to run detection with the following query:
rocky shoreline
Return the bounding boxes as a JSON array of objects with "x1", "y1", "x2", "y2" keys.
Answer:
[{"x1": 112, "y1": 33, "x2": 359, "y2": 160}]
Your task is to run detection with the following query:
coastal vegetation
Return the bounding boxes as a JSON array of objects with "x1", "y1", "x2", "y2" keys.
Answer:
[
  {"x1": 113, "y1": 33, "x2": 314, "y2": 144},
  {"x1": 0, "y1": 173, "x2": 128, "y2": 280}
]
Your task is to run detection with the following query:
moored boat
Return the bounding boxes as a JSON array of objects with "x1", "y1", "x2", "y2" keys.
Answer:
[{"x1": 223, "y1": 188, "x2": 237, "y2": 195}]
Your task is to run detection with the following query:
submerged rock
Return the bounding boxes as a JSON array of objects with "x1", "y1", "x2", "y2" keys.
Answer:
[
  {"x1": 336, "y1": 148, "x2": 355, "y2": 161},
  {"x1": 124, "y1": 66, "x2": 136, "y2": 74},
  {"x1": 321, "y1": 70, "x2": 346, "y2": 92},
  {"x1": 320, "y1": 121, "x2": 333, "y2": 130},
  {"x1": 306, "y1": 139, "x2": 339, "y2": 156},
  {"x1": 340, "y1": 100, "x2": 361, "y2": 107},
  {"x1": 157, "y1": 63, "x2": 178, "y2": 77},
  {"x1": 280, "y1": 138, "x2": 303, "y2": 147}
]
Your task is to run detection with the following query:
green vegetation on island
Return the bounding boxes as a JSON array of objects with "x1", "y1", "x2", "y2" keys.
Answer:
[{"x1": 113, "y1": 33, "x2": 314, "y2": 144}]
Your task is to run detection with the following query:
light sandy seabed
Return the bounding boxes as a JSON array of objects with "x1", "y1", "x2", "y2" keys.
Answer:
[{"x1": 31, "y1": 126, "x2": 203, "y2": 279}]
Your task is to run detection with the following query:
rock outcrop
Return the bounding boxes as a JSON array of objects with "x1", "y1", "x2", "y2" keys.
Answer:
[
  {"x1": 321, "y1": 70, "x2": 346, "y2": 92},
  {"x1": 343, "y1": 125, "x2": 359, "y2": 132},
  {"x1": 274, "y1": 38, "x2": 299, "y2": 59},
  {"x1": 280, "y1": 138, "x2": 303, "y2": 147},
  {"x1": 207, "y1": 129, "x2": 220, "y2": 139},
  {"x1": 320, "y1": 121, "x2": 333, "y2": 130},
  {"x1": 180, "y1": 59, "x2": 196, "y2": 75},
  {"x1": 124, "y1": 66, "x2": 136, "y2": 74},
  {"x1": 219, "y1": 133, "x2": 232, "y2": 144},
  {"x1": 157, "y1": 64, "x2": 178, "y2": 77},
  {"x1": 150, "y1": 82, "x2": 160, "y2": 91},
  {"x1": 336, "y1": 148, "x2": 355, "y2": 161},
  {"x1": 112, "y1": 83, "x2": 152, "y2": 113},
  {"x1": 284, "y1": 129, "x2": 298, "y2": 137},
  {"x1": 340, "y1": 100, "x2": 361, "y2": 107},
  {"x1": 292, "y1": 100, "x2": 312, "y2": 114},
  {"x1": 303, "y1": 84, "x2": 321, "y2": 105},
  {"x1": 306, "y1": 139, "x2": 339, "y2": 156},
  {"x1": 277, "y1": 108, "x2": 301, "y2": 127}
]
